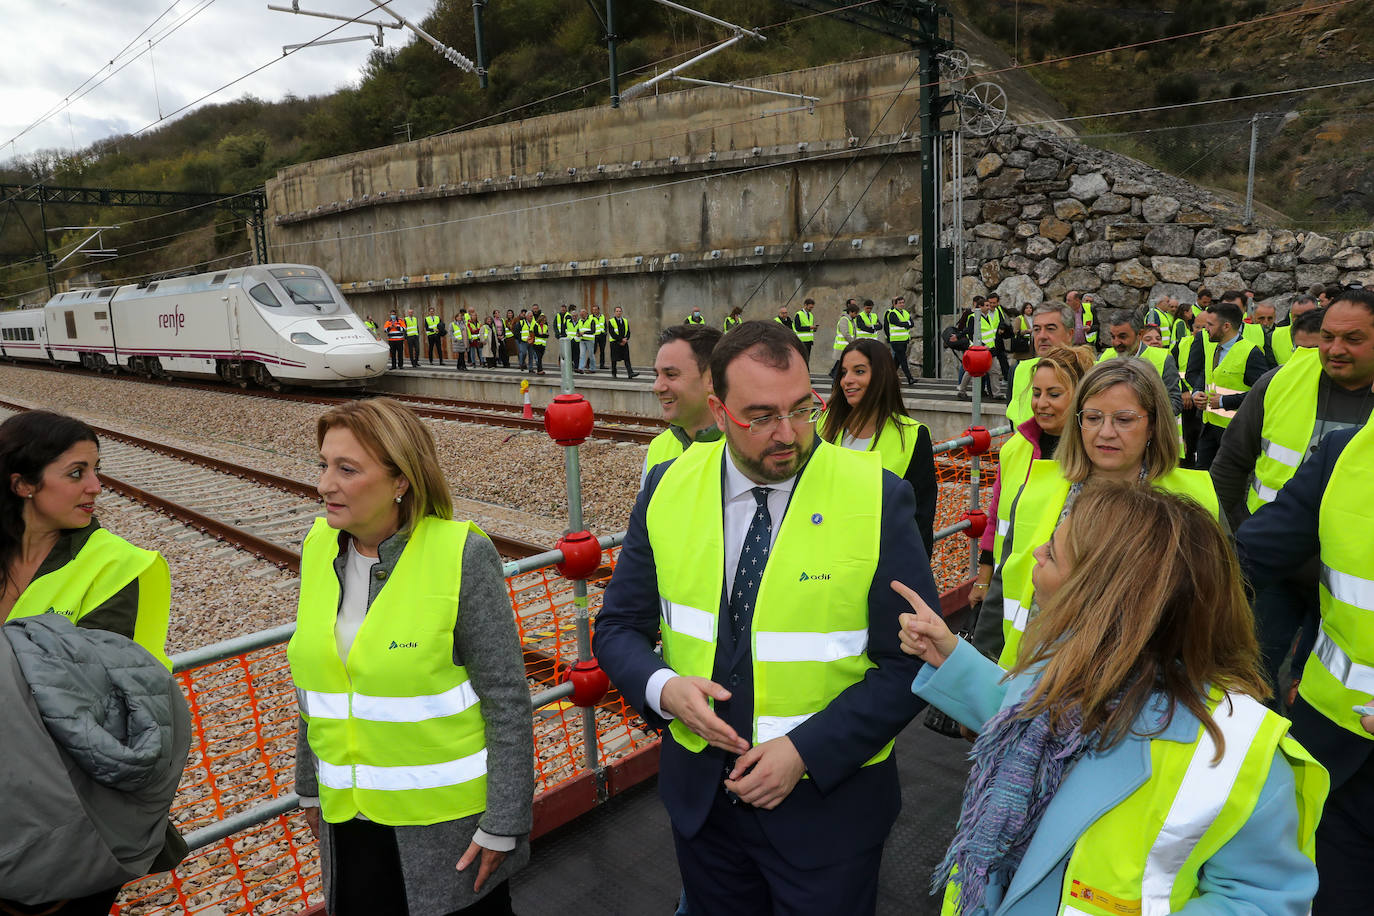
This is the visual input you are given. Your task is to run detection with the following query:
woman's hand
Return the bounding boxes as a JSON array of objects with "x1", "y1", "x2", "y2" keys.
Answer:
[
  {"x1": 456, "y1": 840, "x2": 507, "y2": 893},
  {"x1": 302, "y1": 806, "x2": 320, "y2": 840},
  {"x1": 1361, "y1": 714, "x2": 1374, "y2": 737},
  {"x1": 892, "y1": 580, "x2": 958, "y2": 668}
]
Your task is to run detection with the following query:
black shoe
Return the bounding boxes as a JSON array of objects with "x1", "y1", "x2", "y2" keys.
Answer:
[
  {"x1": 629, "y1": 371, "x2": 640, "y2": 378},
  {"x1": 957, "y1": 391, "x2": 970, "y2": 401}
]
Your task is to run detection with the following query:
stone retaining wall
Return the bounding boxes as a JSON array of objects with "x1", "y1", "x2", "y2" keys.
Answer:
[{"x1": 957, "y1": 127, "x2": 1374, "y2": 314}]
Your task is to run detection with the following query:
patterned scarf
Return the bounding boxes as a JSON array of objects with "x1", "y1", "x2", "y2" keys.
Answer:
[{"x1": 933, "y1": 698, "x2": 1091, "y2": 915}]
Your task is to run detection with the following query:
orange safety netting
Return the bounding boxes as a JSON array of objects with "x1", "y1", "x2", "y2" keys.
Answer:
[
  {"x1": 114, "y1": 546, "x2": 646, "y2": 915},
  {"x1": 114, "y1": 431, "x2": 1004, "y2": 915},
  {"x1": 930, "y1": 431, "x2": 1010, "y2": 592}
]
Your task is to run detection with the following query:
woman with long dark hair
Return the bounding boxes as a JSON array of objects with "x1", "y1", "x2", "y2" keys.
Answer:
[
  {"x1": 1, "y1": 409, "x2": 183, "y2": 914},
  {"x1": 820, "y1": 338, "x2": 936, "y2": 554},
  {"x1": 1, "y1": 411, "x2": 170, "y2": 667},
  {"x1": 896, "y1": 482, "x2": 1324, "y2": 916}
]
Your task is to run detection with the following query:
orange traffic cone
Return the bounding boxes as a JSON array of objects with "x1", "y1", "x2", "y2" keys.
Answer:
[{"x1": 521, "y1": 379, "x2": 533, "y2": 419}]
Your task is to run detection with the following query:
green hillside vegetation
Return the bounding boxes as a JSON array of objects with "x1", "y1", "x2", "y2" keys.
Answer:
[
  {"x1": 951, "y1": 0, "x2": 1374, "y2": 229},
  {"x1": 0, "y1": 0, "x2": 901, "y2": 305},
  {"x1": 5, "y1": 0, "x2": 1369, "y2": 306}
]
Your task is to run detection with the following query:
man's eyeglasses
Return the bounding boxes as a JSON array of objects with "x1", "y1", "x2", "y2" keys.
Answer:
[
  {"x1": 1078, "y1": 409, "x2": 1146, "y2": 432},
  {"x1": 721, "y1": 390, "x2": 827, "y2": 436}
]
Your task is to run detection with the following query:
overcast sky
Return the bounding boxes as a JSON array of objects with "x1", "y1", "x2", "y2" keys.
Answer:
[{"x1": 0, "y1": 0, "x2": 439, "y2": 164}]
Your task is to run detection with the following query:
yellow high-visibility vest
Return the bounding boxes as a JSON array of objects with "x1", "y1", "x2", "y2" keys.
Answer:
[
  {"x1": 646, "y1": 438, "x2": 891, "y2": 765},
  {"x1": 288, "y1": 517, "x2": 490, "y2": 825},
  {"x1": 8, "y1": 526, "x2": 171, "y2": 670}
]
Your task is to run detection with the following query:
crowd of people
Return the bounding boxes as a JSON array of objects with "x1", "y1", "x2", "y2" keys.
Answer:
[
  {"x1": 1, "y1": 280, "x2": 1369, "y2": 915},
  {"x1": 600, "y1": 294, "x2": 1371, "y2": 915}
]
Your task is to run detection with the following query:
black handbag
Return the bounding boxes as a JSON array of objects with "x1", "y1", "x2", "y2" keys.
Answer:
[{"x1": 922, "y1": 602, "x2": 979, "y2": 739}]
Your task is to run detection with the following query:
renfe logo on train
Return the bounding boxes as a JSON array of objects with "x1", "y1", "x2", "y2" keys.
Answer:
[{"x1": 158, "y1": 306, "x2": 185, "y2": 336}]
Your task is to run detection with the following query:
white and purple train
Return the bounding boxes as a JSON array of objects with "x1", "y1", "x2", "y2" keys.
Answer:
[{"x1": 0, "y1": 264, "x2": 389, "y2": 388}]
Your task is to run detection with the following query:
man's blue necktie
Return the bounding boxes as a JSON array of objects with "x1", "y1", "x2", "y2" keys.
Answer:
[{"x1": 729, "y1": 487, "x2": 773, "y2": 645}]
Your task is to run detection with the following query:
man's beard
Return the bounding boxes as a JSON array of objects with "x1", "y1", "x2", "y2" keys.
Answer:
[{"x1": 727, "y1": 433, "x2": 814, "y2": 483}]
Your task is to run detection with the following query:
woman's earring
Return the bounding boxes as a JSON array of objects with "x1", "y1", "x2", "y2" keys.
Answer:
[
  {"x1": 394, "y1": 495, "x2": 402, "y2": 504},
  {"x1": 1146, "y1": 438, "x2": 1152, "y2": 447}
]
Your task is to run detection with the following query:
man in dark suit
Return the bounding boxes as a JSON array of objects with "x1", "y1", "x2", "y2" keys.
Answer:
[
  {"x1": 594, "y1": 320, "x2": 935, "y2": 915},
  {"x1": 1237, "y1": 422, "x2": 1373, "y2": 915}
]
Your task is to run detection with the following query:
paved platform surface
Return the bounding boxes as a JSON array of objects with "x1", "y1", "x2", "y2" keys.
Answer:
[{"x1": 512, "y1": 720, "x2": 973, "y2": 916}]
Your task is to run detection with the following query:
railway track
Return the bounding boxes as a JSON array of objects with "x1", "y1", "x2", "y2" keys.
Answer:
[
  {"x1": 0, "y1": 362, "x2": 663, "y2": 444},
  {"x1": 0, "y1": 400, "x2": 549, "y2": 568}
]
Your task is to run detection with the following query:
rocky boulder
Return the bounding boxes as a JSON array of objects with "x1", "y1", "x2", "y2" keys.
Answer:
[
  {"x1": 1054, "y1": 198, "x2": 1088, "y2": 221},
  {"x1": 995, "y1": 275, "x2": 1045, "y2": 310},
  {"x1": 1232, "y1": 231, "x2": 1272, "y2": 260},
  {"x1": 1113, "y1": 259, "x2": 1157, "y2": 289},
  {"x1": 1143, "y1": 225, "x2": 1195, "y2": 257},
  {"x1": 1298, "y1": 233, "x2": 1337, "y2": 263},
  {"x1": 1150, "y1": 256, "x2": 1202, "y2": 283},
  {"x1": 1142, "y1": 195, "x2": 1181, "y2": 224},
  {"x1": 1192, "y1": 228, "x2": 1233, "y2": 259},
  {"x1": 1068, "y1": 172, "x2": 1109, "y2": 201},
  {"x1": 975, "y1": 153, "x2": 1004, "y2": 180},
  {"x1": 1091, "y1": 193, "x2": 1132, "y2": 215}
]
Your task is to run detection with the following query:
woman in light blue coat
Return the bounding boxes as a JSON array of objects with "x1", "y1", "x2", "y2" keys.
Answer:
[{"x1": 895, "y1": 481, "x2": 1326, "y2": 916}]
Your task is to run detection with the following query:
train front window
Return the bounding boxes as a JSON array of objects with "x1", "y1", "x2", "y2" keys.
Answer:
[
  {"x1": 250, "y1": 284, "x2": 282, "y2": 308},
  {"x1": 267, "y1": 268, "x2": 341, "y2": 314}
]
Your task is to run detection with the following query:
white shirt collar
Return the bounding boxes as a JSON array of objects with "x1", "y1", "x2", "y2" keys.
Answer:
[{"x1": 722, "y1": 444, "x2": 798, "y2": 504}]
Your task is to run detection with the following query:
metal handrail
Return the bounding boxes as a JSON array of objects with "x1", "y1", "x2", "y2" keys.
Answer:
[
  {"x1": 931, "y1": 423, "x2": 1012, "y2": 455},
  {"x1": 165, "y1": 416, "x2": 1010, "y2": 857}
]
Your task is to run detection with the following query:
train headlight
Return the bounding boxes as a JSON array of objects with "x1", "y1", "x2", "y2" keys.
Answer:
[{"x1": 290, "y1": 332, "x2": 326, "y2": 345}]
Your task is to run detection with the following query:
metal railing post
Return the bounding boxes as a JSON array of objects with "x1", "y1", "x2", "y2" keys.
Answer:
[
  {"x1": 967, "y1": 375, "x2": 984, "y2": 579},
  {"x1": 559, "y1": 337, "x2": 601, "y2": 776}
]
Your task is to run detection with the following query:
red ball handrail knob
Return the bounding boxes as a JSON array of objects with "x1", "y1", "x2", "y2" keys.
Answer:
[
  {"x1": 544, "y1": 393, "x2": 594, "y2": 445},
  {"x1": 963, "y1": 425, "x2": 992, "y2": 456},
  {"x1": 564, "y1": 659, "x2": 611, "y2": 707},
  {"x1": 962, "y1": 345, "x2": 993, "y2": 377},
  {"x1": 961, "y1": 509, "x2": 989, "y2": 539},
  {"x1": 554, "y1": 530, "x2": 602, "y2": 581}
]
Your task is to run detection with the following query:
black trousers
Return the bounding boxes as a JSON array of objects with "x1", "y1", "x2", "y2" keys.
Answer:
[
  {"x1": 330, "y1": 818, "x2": 515, "y2": 916},
  {"x1": 1253, "y1": 575, "x2": 1319, "y2": 698},
  {"x1": 609, "y1": 341, "x2": 633, "y2": 376},
  {"x1": 1180, "y1": 406, "x2": 1203, "y2": 468},
  {"x1": 405, "y1": 336, "x2": 420, "y2": 366},
  {"x1": 427, "y1": 335, "x2": 444, "y2": 363},
  {"x1": 595, "y1": 333, "x2": 607, "y2": 367},
  {"x1": 1195, "y1": 424, "x2": 1224, "y2": 471},
  {"x1": 531, "y1": 343, "x2": 545, "y2": 372},
  {"x1": 890, "y1": 340, "x2": 915, "y2": 382},
  {"x1": 1313, "y1": 748, "x2": 1374, "y2": 915},
  {"x1": 672, "y1": 787, "x2": 882, "y2": 916},
  {"x1": 388, "y1": 341, "x2": 404, "y2": 369}
]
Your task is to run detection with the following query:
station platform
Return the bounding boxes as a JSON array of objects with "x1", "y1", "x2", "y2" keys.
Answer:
[
  {"x1": 510, "y1": 716, "x2": 971, "y2": 916},
  {"x1": 371, "y1": 360, "x2": 1011, "y2": 441}
]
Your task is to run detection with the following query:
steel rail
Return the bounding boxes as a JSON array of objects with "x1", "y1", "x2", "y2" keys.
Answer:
[
  {"x1": 0, "y1": 398, "x2": 549, "y2": 559},
  {"x1": 100, "y1": 472, "x2": 303, "y2": 570},
  {"x1": 0, "y1": 363, "x2": 660, "y2": 443}
]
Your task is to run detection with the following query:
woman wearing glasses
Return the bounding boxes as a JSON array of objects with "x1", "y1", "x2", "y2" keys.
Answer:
[
  {"x1": 820, "y1": 338, "x2": 936, "y2": 555},
  {"x1": 972, "y1": 359, "x2": 1220, "y2": 668}
]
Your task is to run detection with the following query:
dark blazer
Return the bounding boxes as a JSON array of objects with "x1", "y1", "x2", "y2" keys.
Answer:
[
  {"x1": 1236, "y1": 425, "x2": 1371, "y2": 789},
  {"x1": 594, "y1": 452, "x2": 935, "y2": 868},
  {"x1": 1184, "y1": 331, "x2": 1274, "y2": 410}
]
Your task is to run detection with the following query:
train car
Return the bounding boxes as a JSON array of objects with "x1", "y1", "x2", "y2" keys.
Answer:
[
  {"x1": 0, "y1": 307, "x2": 49, "y2": 363},
  {"x1": 29, "y1": 264, "x2": 389, "y2": 388},
  {"x1": 44, "y1": 286, "x2": 119, "y2": 369}
]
